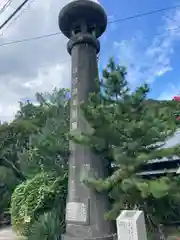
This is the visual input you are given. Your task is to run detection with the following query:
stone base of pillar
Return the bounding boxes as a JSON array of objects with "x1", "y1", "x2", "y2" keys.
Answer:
[{"x1": 62, "y1": 234, "x2": 116, "y2": 240}]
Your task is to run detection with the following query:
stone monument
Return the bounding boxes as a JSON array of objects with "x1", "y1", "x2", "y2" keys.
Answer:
[
  {"x1": 116, "y1": 210, "x2": 147, "y2": 240},
  {"x1": 58, "y1": 1, "x2": 114, "y2": 240}
]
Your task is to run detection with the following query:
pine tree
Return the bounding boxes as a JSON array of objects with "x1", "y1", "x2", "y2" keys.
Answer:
[{"x1": 72, "y1": 58, "x2": 180, "y2": 233}]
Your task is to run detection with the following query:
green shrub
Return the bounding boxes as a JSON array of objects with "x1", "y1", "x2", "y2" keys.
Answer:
[
  {"x1": 27, "y1": 208, "x2": 65, "y2": 240},
  {"x1": 10, "y1": 171, "x2": 67, "y2": 236}
]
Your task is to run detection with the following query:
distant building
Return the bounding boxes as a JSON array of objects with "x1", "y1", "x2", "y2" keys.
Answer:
[{"x1": 138, "y1": 130, "x2": 180, "y2": 178}]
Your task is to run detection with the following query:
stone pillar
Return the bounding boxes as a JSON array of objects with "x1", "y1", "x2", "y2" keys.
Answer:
[
  {"x1": 116, "y1": 210, "x2": 147, "y2": 240},
  {"x1": 58, "y1": 1, "x2": 115, "y2": 240}
]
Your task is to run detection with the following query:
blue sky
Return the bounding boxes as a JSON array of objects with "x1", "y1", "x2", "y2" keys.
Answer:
[{"x1": 99, "y1": 0, "x2": 180, "y2": 100}]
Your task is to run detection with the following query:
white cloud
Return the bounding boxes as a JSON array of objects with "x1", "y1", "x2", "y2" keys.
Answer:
[
  {"x1": 0, "y1": 0, "x2": 72, "y2": 121},
  {"x1": 0, "y1": 0, "x2": 104, "y2": 122},
  {"x1": 114, "y1": 6, "x2": 180, "y2": 88}
]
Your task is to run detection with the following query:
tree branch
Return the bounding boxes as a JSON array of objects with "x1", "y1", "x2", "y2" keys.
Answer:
[{"x1": 0, "y1": 157, "x2": 26, "y2": 181}]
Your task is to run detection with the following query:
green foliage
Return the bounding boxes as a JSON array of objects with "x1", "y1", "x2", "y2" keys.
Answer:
[
  {"x1": 7, "y1": 88, "x2": 69, "y2": 237},
  {"x1": 1, "y1": 58, "x2": 180, "y2": 237},
  {"x1": 0, "y1": 166, "x2": 19, "y2": 215},
  {"x1": 18, "y1": 88, "x2": 70, "y2": 178},
  {"x1": 0, "y1": 88, "x2": 70, "y2": 222},
  {"x1": 27, "y1": 209, "x2": 65, "y2": 240},
  {"x1": 74, "y1": 58, "x2": 180, "y2": 229},
  {"x1": 11, "y1": 171, "x2": 67, "y2": 236},
  {"x1": 18, "y1": 116, "x2": 69, "y2": 178}
]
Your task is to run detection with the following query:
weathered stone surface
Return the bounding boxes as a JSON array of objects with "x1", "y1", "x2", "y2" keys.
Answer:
[
  {"x1": 58, "y1": 1, "x2": 115, "y2": 240},
  {"x1": 116, "y1": 210, "x2": 147, "y2": 240},
  {"x1": 58, "y1": 0, "x2": 107, "y2": 39}
]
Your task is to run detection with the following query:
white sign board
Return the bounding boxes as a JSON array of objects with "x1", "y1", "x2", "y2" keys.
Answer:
[
  {"x1": 116, "y1": 210, "x2": 147, "y2": 240},
  {"x1": 66, "y1": 202, "x2": 88, "y2": 223}
]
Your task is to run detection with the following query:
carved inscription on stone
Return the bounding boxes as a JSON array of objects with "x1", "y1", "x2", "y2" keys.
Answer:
[
  {"x1": 72, "y1": 88, "x2": 77, "y2": 96},
  {"x1": 80, "y1": 164, "x2": 90, "y2": 183},
  {"x1": 66, "y1": 202, "x2": 88, "y2": 223},
  {"x1": 72, "y1": 98, "x2": 77, "y2": 106},
  {"x1": 71, "y1": 66, "x2": 78, "y2": 132},
  {"x1": 72, "y1": 67, "x2": 78, "y2": 85},
  {"x1": 71, "y1": 108, "x2": 77, "y2": 119},
  {"x1": 72, "y1": 76, "x2": 78, "y2": 84},
  {"x1": 116, "y1": 210, "x2": 147, "y2": 240},
  {"x1": 71, "y1": 66, "x2": 78, "y2": 130},
  {"x1": 71, "y1": 121, "x2": 77, "y2": 130},
  {"x1": 69, "y1": 141, "x2": 75, "y2": 151},
  {"x1": 72, "y1": 67, "x2": 77, "y2": 75}
]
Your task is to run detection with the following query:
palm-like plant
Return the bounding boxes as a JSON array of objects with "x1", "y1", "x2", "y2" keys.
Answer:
[{"x1": 27, "y1": 209, "x2": 65, "y2": 240}]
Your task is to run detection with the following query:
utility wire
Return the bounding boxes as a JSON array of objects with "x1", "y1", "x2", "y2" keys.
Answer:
[
  {"x1": 0, "y1": 0, "x2": 35, "y2": 36},
  {"x1": 1, "y1": 18, "x2": 180, "y2": 48},
  {"x1": 0, "y1": 3, "x2": 180, "y2": 47},
  {"x1": 0, "y1": 0, "x2": 12, "y2": 15},
  {"x1": 16, "y1": 22, "x2": 180, "y2": 69},
  {"x1": 0, "y1": 32, "x2": 60, "y2": 46},
  {"x1": 0, "y1": 0, "x2": 30, "y2": 31},
  {"x1": 108, "y1": 4, "x2": 180, "y2": 24}
]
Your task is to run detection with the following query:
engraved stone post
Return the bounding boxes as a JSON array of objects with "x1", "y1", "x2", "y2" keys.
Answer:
[
  {"x1": 116, "y1": 210, "x2": 147, "y2": 240},
  {"x1": 58, "y1": 1, "x2": 114, "y2": 240}
]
